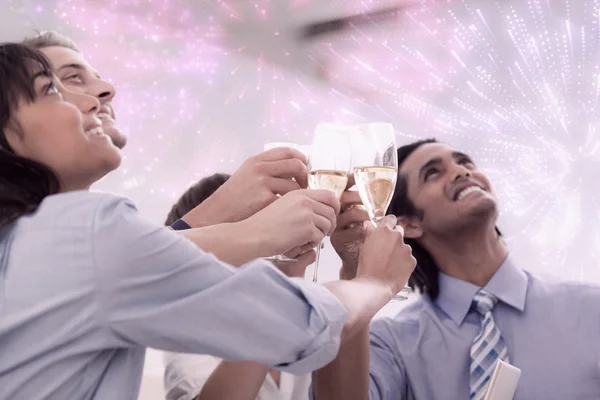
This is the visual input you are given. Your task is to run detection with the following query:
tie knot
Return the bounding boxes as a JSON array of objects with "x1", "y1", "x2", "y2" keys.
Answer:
[{"x1": 471, "y1": 289, "x2": 498, "y2": 315}]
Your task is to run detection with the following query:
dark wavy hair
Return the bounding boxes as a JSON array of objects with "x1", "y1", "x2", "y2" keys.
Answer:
[
  {"x1": 0, "y1": 43, "x2": 60, "y2": 229},
  {"x1": 164, "y1": 173, "x2": 231, "y2": 226},
  {"x1": 387, "y1": 139, "x2": 501, "y2": 300}
]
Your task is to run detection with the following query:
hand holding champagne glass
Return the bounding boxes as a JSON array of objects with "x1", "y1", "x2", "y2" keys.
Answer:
[
  {"x1": 351, "y1": 123, "x2": 411, "y2": 300},
  {"x1": 262, "y1": 142, "x2": 307, "y2": 263},
  {"x1": 308, "y1": 123, "x2": 352, "y2": 282}
]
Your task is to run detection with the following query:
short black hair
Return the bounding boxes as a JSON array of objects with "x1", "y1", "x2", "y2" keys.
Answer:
[{"x1": 164, "y1": 173, "x2": 231, "y2": 226}]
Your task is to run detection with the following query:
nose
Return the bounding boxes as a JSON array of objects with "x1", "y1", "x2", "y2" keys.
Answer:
[
  {"x1": 93, "y1": 78, "x2": 115, "y2": 104},
  {"x1": 65, "y1": 90, "x2": 100, "y2": 116},
  {"x1": 451, "y1": 163, "x2": 471, "y2": 182}
]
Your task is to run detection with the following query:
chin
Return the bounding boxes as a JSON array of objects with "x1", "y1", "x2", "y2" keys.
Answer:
[
  {"x1": 103, "y1": 124, "x2": 128, "y2": 150},
  {"x1": 443, "y1": 196, "x2": 498, "y2": 233},
  {"x1": 106, "y1": 152, "x2": 123, "y2": 171},
  {"x1": 457, "y1": 198, "x2": 499, "y2": 233},
  {"x1": 96, "y1": 146, "x2": 123, "y2": 174},
  {"x1": 469, "y1": 195, "x2": 497, "y2": 217}
]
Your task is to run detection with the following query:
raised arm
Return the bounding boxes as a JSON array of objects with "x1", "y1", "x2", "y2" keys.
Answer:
[
  {"x1": 92, "y1": 194, "x2": 413, "y2": 374},
  {"x1": 180, "y1": 147, "x2": 309, "y2": 228},
  {"x1": 312, "y1": 191, "x2": 414, "y2": 400},
  {"x1": 175, "y1": 189, "x2": 339, "y2": 266},
  {"x1": 163, "y1": 352, "x2": 268, "y2": 400}
]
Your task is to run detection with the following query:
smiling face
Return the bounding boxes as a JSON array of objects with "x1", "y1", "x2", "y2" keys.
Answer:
[
  {"x1": 39, "y1": 45, "x2": 127, "y2": 149},
  {"x1": 1, "y1": 45, "x2": 122, "y2": 191},
  {"x1": 399, "y1": 142, "x2": 498, "y2": 239}
]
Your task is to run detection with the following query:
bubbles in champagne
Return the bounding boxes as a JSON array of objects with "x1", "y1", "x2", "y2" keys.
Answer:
[
  {"x1": 308, "y1": 170, "x2": 349, "y2": 199},
  {"x1": 353, "y1": 166, "x2": 397, "y2": 223}
]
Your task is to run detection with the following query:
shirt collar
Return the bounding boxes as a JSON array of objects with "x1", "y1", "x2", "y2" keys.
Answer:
[{"x1": 435, "y1": 255, "x2": 528, "y2": 327}]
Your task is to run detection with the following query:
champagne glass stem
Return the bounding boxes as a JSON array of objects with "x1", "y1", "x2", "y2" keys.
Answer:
[
  {"x1": 312, "y1": 240, "x2": 323, "y2": 283},
  {"x1": 264, "y1": 255, "x2": 297, "y2": 263}
]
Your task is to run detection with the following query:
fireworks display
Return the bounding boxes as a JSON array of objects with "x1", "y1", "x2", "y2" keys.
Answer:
[{"x1": 2, "y1": 0, "x2": 600, "y2": 282}]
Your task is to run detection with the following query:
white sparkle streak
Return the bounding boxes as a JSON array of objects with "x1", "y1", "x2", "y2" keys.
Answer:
[
  {"x1": 476, "y1": 9, "x2": 496, "y2": 41},
  {"x1": 467, "y1": 80, "x2": 483, "y2": 97},
  {"x1": 450, "y1": 50, "x2": 466, "y2": 68},
  {"x1": 349, "y1": 55, "x2": 375, "y2": 72},
  {"x1": 543, "y1": 82, "x2": 559, "y2": 106}
]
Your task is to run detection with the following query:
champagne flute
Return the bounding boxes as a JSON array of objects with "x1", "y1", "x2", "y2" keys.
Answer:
[
  {"x1": 262, "y1": 142, "x2": 306, "y2": 263},
  {"x1": 351, "y1": 123, "x2": 411, "y2": 300},
  {"x1": 308, "y1": 123, "x2": 353, "y2": 282}
]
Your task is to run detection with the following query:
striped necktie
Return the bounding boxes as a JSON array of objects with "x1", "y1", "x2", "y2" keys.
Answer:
[{"x1": 469, "y1": 289, "x2": 509, "y2": 400}]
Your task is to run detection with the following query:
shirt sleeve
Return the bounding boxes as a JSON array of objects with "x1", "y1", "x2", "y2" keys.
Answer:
[
  {"x1": 163, "y1": 352, "x2": 222, "y2": 400},
  {"x1": 90, "y1": 194, "x2": 347, "y2": 374},
  {"x1": 170, "y1": 219, "x2": 191, "y2": 231},
  {"x1": 368, "y1": 319, "x2": 408, "y2": 400}
]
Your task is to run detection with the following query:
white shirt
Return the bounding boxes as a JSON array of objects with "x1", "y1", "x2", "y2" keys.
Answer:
[{"x1": 164, "y1": 352, "x2": 311, "y2": 400}]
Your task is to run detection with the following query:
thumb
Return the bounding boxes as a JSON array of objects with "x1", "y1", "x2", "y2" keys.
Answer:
[
  {"x1": 363, "y1": 220, "x2": 375, "y2": 236},
  {"x1": 381, "y1": 215, "x2": 398, "y2": 229},
  {"x1": 393, "y1": 224, "x2": 405, "y2": 237}
]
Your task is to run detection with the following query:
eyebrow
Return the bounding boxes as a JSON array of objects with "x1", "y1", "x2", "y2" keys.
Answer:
[
  {"x1": 418, "y1": 157, "x2": 442, "y2": 181},
  {"x1": 30, "y1": 70, "x2": 53, "y2": 87},
  {"x1": 57, "y1": 63, "x2": 101, "y2": 79},
  {"x1": 417, "y1": 151, "x2": 474, "y2": 181},
  {"x1": 31, "y1": 71, "x2": 50, "y2": 81},
  {"x1": 452, "y1": 151, "x2": 472, "y2": 162}
]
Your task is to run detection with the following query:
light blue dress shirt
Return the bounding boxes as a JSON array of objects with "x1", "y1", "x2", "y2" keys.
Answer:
[
  {"x1": 0, "y1": 191, "x2": 347, "y2": 400},
  {"x1": 367, "y1": 256, "x2": 600, "y2": 399}
]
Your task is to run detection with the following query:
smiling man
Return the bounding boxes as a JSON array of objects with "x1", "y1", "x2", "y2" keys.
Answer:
[{"x1": 314, "y1": 138, "x2": 600, "y2": 400}]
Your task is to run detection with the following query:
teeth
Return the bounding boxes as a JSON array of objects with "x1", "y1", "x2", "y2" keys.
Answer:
[
  {"x1": 456, "y1": 185, "x2": 483, "y2": 201},
  {"x1": 98, "y1": 113, "x2": 113, "y2": 120},
  {"x1": 85, "y1": 127, "x2": 105, "y2": 136}
]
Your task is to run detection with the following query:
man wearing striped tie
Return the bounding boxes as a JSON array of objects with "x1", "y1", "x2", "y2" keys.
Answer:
[{"x1": 313, "y1": 139, "x2": 600, "y2": 400}]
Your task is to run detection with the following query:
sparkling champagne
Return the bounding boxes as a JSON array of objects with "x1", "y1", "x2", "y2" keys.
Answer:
[
  {"x1": 308, "y1": 170, "x2": 349, "y2": 199},
  {"x1": 353, "y1": 166, "x2": 397, "y2": 223}
]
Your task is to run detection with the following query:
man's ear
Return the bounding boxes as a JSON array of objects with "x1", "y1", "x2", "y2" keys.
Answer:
[{"x1": 397, "y1": 215, "x2": 423, "y2": 239}]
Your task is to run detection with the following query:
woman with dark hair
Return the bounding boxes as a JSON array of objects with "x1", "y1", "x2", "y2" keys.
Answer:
[{"x1": 0, "y1": 43, "x2": 415, "y2": 400}]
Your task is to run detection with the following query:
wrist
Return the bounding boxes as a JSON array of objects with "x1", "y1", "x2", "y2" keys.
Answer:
[
  {"x1": 340, "y1": 263, "x2": 357, "y2": 281},
  {"x1": 339, "y1": 261, "x2": 359, "y2": 280},
  {"x1": 352, "y1": 275, "x2": 394, "y2": 300},
  {"x1": 208, "y1": 221, "x2": 268, "y2": 266},
  {"x1": 234, "y1": 218, "x2": 272, "y2": 259},
  {"x1": 181, "y1": 196, "x2": 229, "y2": 228},
  {"x1": 355, "y1": 260, "x2": 396, "y2": 297}
]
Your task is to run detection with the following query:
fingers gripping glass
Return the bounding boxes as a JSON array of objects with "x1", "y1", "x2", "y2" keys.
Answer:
[
  {"x1": 351, "y1": 123, "x2": 412, "y2": 301},
  {"x1": 308, "y1": 123, "x2": 353, "y2": 282},
  {"x1": 262, "y1": 142, "x2": 310, "y2": 263}
]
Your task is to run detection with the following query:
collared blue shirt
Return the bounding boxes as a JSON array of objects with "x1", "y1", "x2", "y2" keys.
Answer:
[
  {"x1": 0, "y1": 191, "x2": 347, "y2": 400},
  {"x1": 367, "y1": 256, "x2": 600, "y2": 399}
]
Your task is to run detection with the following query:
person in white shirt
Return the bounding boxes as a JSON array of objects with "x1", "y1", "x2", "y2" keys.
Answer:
[{"x1": 163, "y1": 173, "x2": 313, "y2": 400}]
